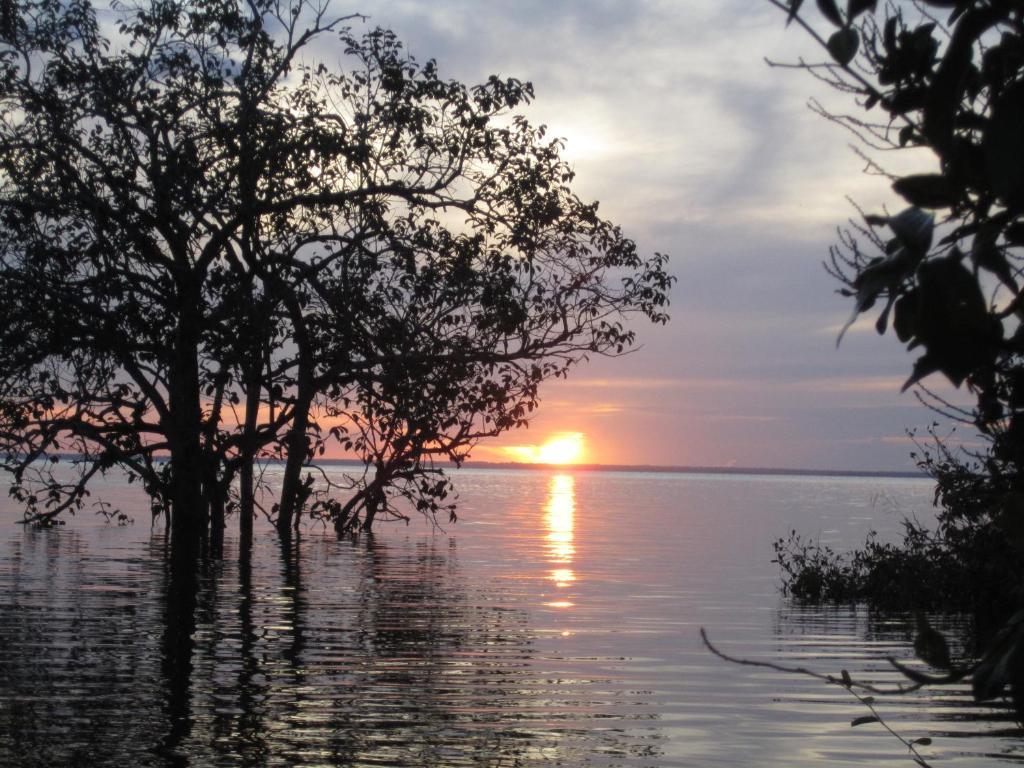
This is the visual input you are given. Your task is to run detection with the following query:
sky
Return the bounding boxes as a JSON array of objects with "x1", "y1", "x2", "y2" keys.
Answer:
[{"x1": 317, "y1": 1, "x2": 962, "y2": 472}]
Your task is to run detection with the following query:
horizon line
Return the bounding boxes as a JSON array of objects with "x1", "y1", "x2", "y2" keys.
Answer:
[
  {"x1": 36, "y1": 453, "x2": 928, "y2": 479},
  {"x1": 455, "y1": 460, "x2": 925, "y2": 479}
]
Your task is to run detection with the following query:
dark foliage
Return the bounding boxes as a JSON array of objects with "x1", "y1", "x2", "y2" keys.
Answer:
[
  {"x1": 775, "y1": 520, "x2": 1022, "y2": 623},
  {"x1": 0, "y1": 0, "x2": 673, "y2": 560},
  {"x1": 769, "y1": 0, "x2": 1024, "y2": 713}
]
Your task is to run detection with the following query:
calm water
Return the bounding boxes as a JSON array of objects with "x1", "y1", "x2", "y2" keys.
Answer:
[{"x1": 0, "y1": 468, "x2": 1020, "y2": 767}]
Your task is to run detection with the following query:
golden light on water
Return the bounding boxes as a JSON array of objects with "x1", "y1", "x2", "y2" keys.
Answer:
[
  {"x1": 551, "y1": 567, "x2": 575, "y2": 586},
  {"x1": 545, "y1": 474, "x2": 576, "y2": 590}
]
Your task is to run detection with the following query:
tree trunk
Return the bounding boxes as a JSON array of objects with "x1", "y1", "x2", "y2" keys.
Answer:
[
  {"x1": 206, "y1": 467, "x2": 226, "y2": 558},
  {"x1": 333, "y1": 493, "x2": 360, "y2": 537},
  {"x1": 238, "y1": 367, "x2": 261, "y2": 557},
  {"x1": 275, "y1": 292, "x2": 314, "y2": 538},
  {"x1": 239, "y1": 456, "x2": 255, "y2": 556},
  {"x1": 167, "y1": 283, "x2": 205, "y2": 571},
  {"x1": 168, "y1": 436, "x2": 203, "y2": 570},
  {"x1": 276, "y1": 389, "x2": 312, "y2": 536},
  {"x1": 361, "y1": 473, "x2": 386, "y2": 532}
]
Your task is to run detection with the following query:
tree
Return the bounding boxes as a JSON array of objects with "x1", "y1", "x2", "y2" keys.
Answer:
[
  {"x1": 0, "y1": 0, "x2": 673, "y2": 566},
  {"x1": 767, "y1": 0, "x2": 1024, "y2": 719}
]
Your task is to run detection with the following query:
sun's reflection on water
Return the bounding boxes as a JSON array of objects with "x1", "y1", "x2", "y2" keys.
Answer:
[{"x1": 545, "y1": 474, "x2": 576, "y2": 590}]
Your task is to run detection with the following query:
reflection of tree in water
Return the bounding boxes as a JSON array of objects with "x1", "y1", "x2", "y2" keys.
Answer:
[
  {"x1": 181, "y1": 530, "x2": 664, "y2": 766},
  {"x1": 0, "y1": 529, "x2": 170, "y2": 767},
  {"x1": 193, "y1": 533, "x2": 552, "y2": 767},
  {"x1": 771, "y1": 605, "x2": 1020, "y2": 748},
  {"x1": 0, "y1": 526, "x2": 663, "y2": 766}
]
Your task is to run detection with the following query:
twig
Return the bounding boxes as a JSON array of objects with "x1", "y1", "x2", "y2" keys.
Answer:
[
  {"x1": 701, "y1": 628, "x2": 943, "y2": 766},
  {"x1": 701, "y1": 627, "x2": 971, "y2": 694}
]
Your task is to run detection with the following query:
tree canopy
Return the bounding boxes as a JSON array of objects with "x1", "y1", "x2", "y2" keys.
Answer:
[
  {"x1": 0, "y1": 0, "x2": 673, "y2": 562},
  {"x1": 769, "y1": 0, "x2": 1024, "y2": 719}
]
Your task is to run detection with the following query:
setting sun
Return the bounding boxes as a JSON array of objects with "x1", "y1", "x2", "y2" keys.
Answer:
[
  {"x1": 537, "y1": 433, "x2": 585, "y2": 464},
  {"x1": 501, "y1": 432, "x2": 586, "y2": 465}
]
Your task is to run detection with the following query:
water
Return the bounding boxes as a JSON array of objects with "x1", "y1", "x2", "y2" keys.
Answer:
[{"x1": 0, "y1": 468, "x2": 1020, "y2": 766}]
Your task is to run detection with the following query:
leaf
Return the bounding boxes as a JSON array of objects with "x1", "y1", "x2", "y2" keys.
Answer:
[
  {"x1": 973, "y1": 237, "x2": 1016, "y2": 290},
  {"x1": 817, "y1": 0, "x2": 844, "y2": 26},
  {"x1": 1005, "y1": 221, "x2": 1024, "y2": 247},
  {"x1": 888, "y1": 207, "x2": 934, "y2": 257},
  {"x1": 913, "y1": 737, "x2": 933, "y2": 746},
  {"x1": 907, "y1": 251, "x2": 999, "y2": 389},
  {"x1": 893, "y1": 290, "x2": 918, "y2": 343},
  {"x1": 851, "y1": 715, "x2": 880, "y2": 727},
  {"x1": 841, "y1": 669, "x2": 852, "y2": 687},
  {"x1": 827, "y1": 28, "x2": 860, "y2": 66},
  {"x1": 899, "y1": 355, "x2": 939, "y2": 391},
  {"x1": 847, "y1": 0, "x2": 877, "y2": 19},
  {"x1": 892, "y1": 174, "x2": 960, "y2": 209},
  {"x1": 983, "y1": 80, "x2": 1024, "y2": 208},
  {"x1": 875, "y1": 293, "x2": 898, "y2": 334},
  {"x1": 883, "y1": 16, "x2": 898, "y2": 53},
  {"x1": 837, "y1": 238, "x2": 925, "y2": 347},
  {"x1": 888, "y1": 88, "x2": 929, "y2": 117}
]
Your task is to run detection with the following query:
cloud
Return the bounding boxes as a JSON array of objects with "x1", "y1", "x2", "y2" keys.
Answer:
[
  {"x1": 565, "y1": 373, "x2": 909, "y2": 395},
  {"x1": 567, "y1": 376, "x2": 698, "y2": 390},
  {"x1": 300, "y1": 3, "x2": 959, "y2": 471},
  {"x1": 698, "y1": 414, "x2": 782, "y2": 424}
]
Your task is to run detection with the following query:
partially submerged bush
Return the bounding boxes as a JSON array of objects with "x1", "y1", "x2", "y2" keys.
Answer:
[
  {"x1": 773, "y1": 530, "x2": 861, "y2": 603},
  {"x1": 775, "y1": 514, "x2": 1024, "y2": 635}
]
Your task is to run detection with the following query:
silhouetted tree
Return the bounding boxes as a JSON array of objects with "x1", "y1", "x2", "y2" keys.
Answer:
[
  {"x1": 0, "y1": 1, "x2": 673, "y2": 565},
  {"x1": 769, "y1": 0, "x2": 1024, "y2": 717}
]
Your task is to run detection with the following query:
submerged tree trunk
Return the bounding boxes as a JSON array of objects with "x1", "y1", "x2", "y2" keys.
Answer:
[
  {"x1": 276, "y1": 390, "x2": 312, "y2": 536},
  {"x1": 167, "y1": 283, "x2": 206, "y2": 570},
  {"x1": 168, "y1": 424, "x2": 204, "y2": 567},
  {"x1": 275, "y1": 293, "x2": 314, "y2": 538},
  {"x1": 333, "y1": 494, "x2": 358, "y2": 537},
  {"x1": 206, "y1": 465, "x2": 226, "y2": 558},
  {"x1": 238, "y1": 457, "x2": 255, "y2": 556},
  {"x1": 238, "y1": 459, "x2": 255, "y2": 558},
  {"x1": 361, "y1": 470, "x2": 387, "y2": 532},
  {"x1": 238, "y1": 367, "x2": 261, "y2": 557}
]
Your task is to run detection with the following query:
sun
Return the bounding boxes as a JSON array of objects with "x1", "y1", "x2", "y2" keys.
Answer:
[
  {"x1": 537, "y1": 433, "x2": 585, "y2": 465},
  {"x1": 498, "y1": 431, "x2": 587, "y2": 465}
]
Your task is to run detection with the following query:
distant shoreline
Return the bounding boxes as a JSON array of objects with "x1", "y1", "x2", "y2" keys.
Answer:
[
  {"x1": 37, "y1": 454, "x2": 924, "y2": 480},
  {"x1": 453, "y1": 461, "x2": 927, "y2": 479},
  {"x1": 250, "y1": 457, "x2": 927, "y2": 479},
  {"x1": 28, "y1": 454, "x2": 925, "y2": 479}
]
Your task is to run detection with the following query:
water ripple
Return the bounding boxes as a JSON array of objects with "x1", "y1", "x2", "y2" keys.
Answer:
[{"x1": 0, "y1": 469, "x2": 1020, "y2": 765}]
